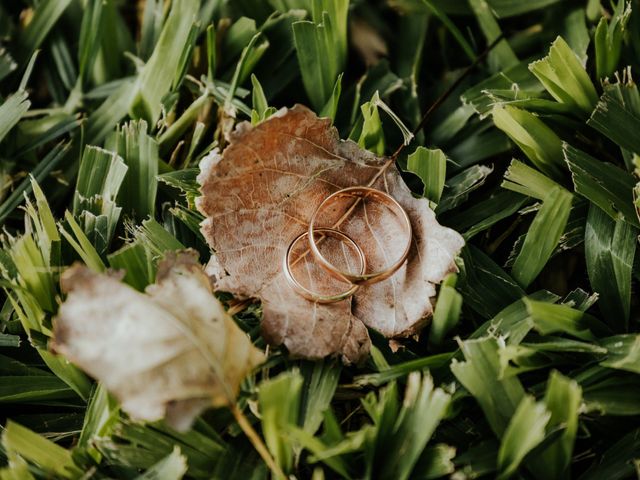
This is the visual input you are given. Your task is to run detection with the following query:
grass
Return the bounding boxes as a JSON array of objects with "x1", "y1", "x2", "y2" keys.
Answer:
[{"x1": 0, "y1": 0, "x2": 640, "y2": 478}]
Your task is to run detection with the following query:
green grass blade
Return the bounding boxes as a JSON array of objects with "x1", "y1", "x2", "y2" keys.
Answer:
[
  {"x1": 259, "y1": 371, "x2": 303, "y2": 474},
  {"x1": 468, "y1": 0, "x2": 518, "y2": 72},
  {"x1": 491, "y1": 105, "x2": 564, "y2": 181},
  {"x1": 14, "y1": 0, "x2": 73, "y2": 64},
  {"x1": 406, "y1": 147, "x2": 447, "y2": 205},
  {"x1": 528, "y1": 36, "x2": 598, "y2": 117},
  {"x1": 108, "y1": 240, "x2": 155, "y2": 291},
  {"x1": 585, "y1": 204, "x2": 637, "y2": 331},
  {"x1": 420, "y1": 0, "x2": 476, "y2": 61},
  {"x1": 299, "y1": 361, "x2": 341, "y2": 435},
  {"x1": 451, "y1": 337, "x2": 526, "y2": 436},
  {"x1": 1, "y1": 421, "x2": 82, "y2": 479},
  {"x1": 429, "y1": 273, "x2": 462, "y2": 347},
  {"x1": 105, "y1": 120, "x2": 159, "y2": 221},
  {"x1": 511, "y1": 186, "x2": 573, "y2": 288},
  {"x1": 0, "y1": 142, "x2": 68, "y2": 225},
  {"x1": 525, "y1": 298, "x2": 601, "y2": 340},
  {"x1": 0, "y1": 90, "x2": 30, "y2": 144},
  {"x1": 129, "y1": 0, "x2": 200, "y2": 124},
  {"x1": 564, "y1": 143, "x2": 639, "y2": 227},
  {"x1": 588, "y1": 80, "x2": 640, "y2": 155},
  {"x1": 497, "y1": 396, "x2": 550, "y2": 479},
  {"x1": 60, "y1": 210, "x2": 107, "y2": 272},
  {"x1": 293, "y1": 3, "x2": 346, "y2": 111},
  {"x1": 501, "y1": 159, "x2": 562, "y2": 200},
  {"x1": 377, "y1": 373, "x2": 451, "y2": 480},
  {"x1": 135, "y1": 447, "x2": 188, "y2": 480},
  {"x1": 594, "y1": 1, "x2": 631, "y2": 80},
  {"x1": 457, "y1": 245, "x2": 525, "y2": 319},
  {"x1": 600, "y1": 335, "x2": 640, "y2": 374}
]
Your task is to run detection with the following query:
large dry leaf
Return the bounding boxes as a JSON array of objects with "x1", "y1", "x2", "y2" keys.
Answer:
[
  {"x1": 196, "y1": 106, "x2": 464, "y2": 363},
  {"x1": 52, "y1": 251, "x2": 264, "y2": 431}
]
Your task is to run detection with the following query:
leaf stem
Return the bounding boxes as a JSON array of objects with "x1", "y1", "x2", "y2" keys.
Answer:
[{"x1": 231, "y1": 403, "x2": 286, "y2": 480}]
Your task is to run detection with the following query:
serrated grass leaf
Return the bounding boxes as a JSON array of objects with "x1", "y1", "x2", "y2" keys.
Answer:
[
  {"x1": 407, "y1": 147, "x2": 447, "y2": 204},
  {"x1": 512, "y1": 186, "x2": 573, "y2": 288},
  {"x1": 451, "y1": 337, "x2": 525, "y2": 436},
  {"x1": 585, "y1": 204, "x2": 636, "y2": 331},
  {"x1": 497, "y1": 396, "x2": 550, "y2": 479},
  {"x1": 564, "y1": 143, "x2": 639, "y2": 227}
]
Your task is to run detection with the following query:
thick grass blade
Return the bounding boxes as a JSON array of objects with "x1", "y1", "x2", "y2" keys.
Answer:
[
  {"x1": 528, "y1": 36, "x2": 598, "y2": 117},
  {"x1": 77, "y1": 0, "x2": 104, "y2": 88},
  {"x1": 446, "y1": 190, "x2": 528, "y2": 239},
  {"x1": 588, "y1": 79, "x2": 640, "y2": 155},
  {"x1": 374, "y1": 373, "x2": 451, "y2": 480},
  {"x1": 293, "y1": 2, "x2": 347, "y2": 111},
  {"x1": 532, "y1": 371, "x2": 581, "y2": 479},
  {"x1": 107, "y1": 241, "x2": 155, "y2": 291},
  {"x1": 497, "y1": 396, "x2": 550, "y2": 479},
  {"x1": 14, "y1": 0, "x2": 73, "y2": 64},
  {"x1": 511, "y1": 186, "x2": 573, "y2": 288},
  {"x1": 135, "y1": 447, "x2": 188, "y2": 480},
  {"x1": 471, "y1": 291, "x2": 560, "y2": 344},
  {"x1": 0, "y1": 375, "x2": 75, "y2": 403},
  {"x1": 299, "y1": 361, "x2": 341, "y2": 435},
  {"x1": 524, "y1": 298, "x2": 600, "y2": 341},
  {"x1": 406, "y1": 147, "x2": 447, "y2": 205},
  {"x1": 1, "y1": 421, "x2": 82, "y2": 479},
  {"x1": 501, "y1": 159, "x2": 562, "y2": 200},
  {"x1": 105, "y1": 120, "x2": 159, "y2": 221},
  {"x1": 600, "y1": 335, "x2": 640, "y2": 374},
  {"x1": 491, "y1": 105, "x2": 564, "y2": 181},
  {"x1": 419, "y1": 0, "x2": 476, "y2": 61},
  {"x1": 259, "y1": 371, "x2": 303, "y2": 474},
  {"x1": 429, "y1": 273, "x2": 462, "y2": 347},
  {"x1": 457, "y1": 245, "x2": 525, "y2": 319},
  {"x1": 585, "y1": 204, "x2": 636, "y2": 331},
  {"x1": 0, "y1": 91, "x2": 30, "y2": 143},
  {"x1": 451, "y1": 337, "x2": 526, "y2": 436},
  {"x1": 0, "y1": 142, "x2": 68, "y2": 225},
  {"x1": 468, "y1": 0, "x2": 518, "y2": 72},
  {"x1": 564, "y1": 143, "x2": 639, "y2": 227},
  {"x1": 129, "y1": 0, "x2": 200, "y2": 124},
  {"x1": 437, "y1": 164, "x2": 493, "y2": 213},
  {"x1": 86, "y1": 79, "x2": 136, "y2": 145},
  {"x1": 593, "y1": 1, "x2": 631, "y2": 80}
]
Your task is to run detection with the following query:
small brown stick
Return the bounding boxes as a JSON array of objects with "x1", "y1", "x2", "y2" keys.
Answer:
[
  {"x1": 227, "y1": 298, "x2": 254, "y2": 316},
  {"x1": 231, "y1": 404, "x2": 287, "y2": 480},
  {"x1": 291, "y1": 35, "x2": 505, "y2": 269}
]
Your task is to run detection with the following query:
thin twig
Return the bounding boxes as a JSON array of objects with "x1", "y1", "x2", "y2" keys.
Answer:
[
  {"x1": 227, "y1": 298, "x2": 254, "y2": 316},
  {"x1": 291, "y1": 36, "x2": 505, "y2": 270},
  {"x1": 231, "y1": 404, "x2": 287, "y2": 480},
  {"x1": 390, "y1": 33, "x2": 506, "y2": 160}
]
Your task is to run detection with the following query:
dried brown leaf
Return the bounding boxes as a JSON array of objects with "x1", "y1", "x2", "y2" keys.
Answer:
[
  {"x1": 196, "y1": 106, "x2": 464, "y2": 363},
  {"x1": 52, "y1": 250, "x2": 264, "y2": 431}
]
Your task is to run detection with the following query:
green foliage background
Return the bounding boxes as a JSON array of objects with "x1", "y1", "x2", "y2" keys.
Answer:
[{"x1": 0, "y1": 0, "x2": 640, "y2": 478}]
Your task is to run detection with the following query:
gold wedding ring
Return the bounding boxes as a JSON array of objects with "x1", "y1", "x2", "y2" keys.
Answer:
[
  {"x1": 308, "y1": 187, "x2": 412, "y2": 286},
  {"x1": 282, "y1": 228, "x2": 366, "y2": 304}
]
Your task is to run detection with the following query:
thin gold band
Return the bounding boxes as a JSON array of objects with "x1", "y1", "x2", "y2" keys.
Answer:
[
  {"x1": 308, "y1": 186, "x2": 412, "y2": 286},
  {"x1": 282, "y1": 228, "x2": 366, "y2": 303}
]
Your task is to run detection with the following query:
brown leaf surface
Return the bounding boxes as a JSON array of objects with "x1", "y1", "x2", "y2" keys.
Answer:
[
  {"x1": 196, "y1": 106, "x2": 464, "y2": 364},
  {"x1": 52, "y1": 251, "x2": 264, "y2": 431}
]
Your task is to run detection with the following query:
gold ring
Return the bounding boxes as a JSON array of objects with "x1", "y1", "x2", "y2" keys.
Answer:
[
  {"x1": 308, "y1": 186, "x2": 412, "y2": 286},
  {"x1": 282, "y1": 228, "x2": 366, "y2": 303}
]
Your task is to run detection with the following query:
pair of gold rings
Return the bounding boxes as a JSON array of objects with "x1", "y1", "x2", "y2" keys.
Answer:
[{"x1": 283, "y1": 186, "x2": 412, "y2": 303}]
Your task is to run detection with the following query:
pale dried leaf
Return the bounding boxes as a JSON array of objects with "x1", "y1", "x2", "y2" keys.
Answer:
[
  {"x1": 52, "y1": 250, "x2": 264, "y2": 431},
  {"x1": 196, "y1": 106, "x2": 464, "y2": 363}
]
